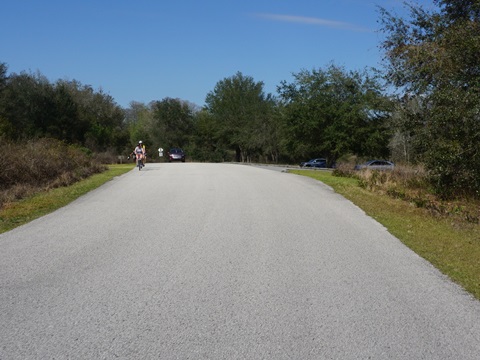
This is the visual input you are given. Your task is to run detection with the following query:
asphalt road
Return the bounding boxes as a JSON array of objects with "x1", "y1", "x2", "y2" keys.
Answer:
[{"x1": 1, "y1": 163, "x2": 479, "y2": 359}]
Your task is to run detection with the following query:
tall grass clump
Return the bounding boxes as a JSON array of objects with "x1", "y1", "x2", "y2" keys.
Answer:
[
  {"x1": 333, "y1": 163, "x2": 480, "y2": 224},
  {"x1": 0, "y1": 138, "x2": 106, "y2": 209}
]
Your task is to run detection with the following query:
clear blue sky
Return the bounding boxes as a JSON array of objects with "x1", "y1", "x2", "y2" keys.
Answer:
[{"x1": 1, "y1": 0, "x2": 434, "y2": 108}]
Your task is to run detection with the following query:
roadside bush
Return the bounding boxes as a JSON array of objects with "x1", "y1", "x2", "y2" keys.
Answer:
[
  {"x1": 332, "y1": 162, "x2": 357, "y2": 178},
  {"x1": 93, "y1": 150, "x2": 121, "y2": 165},
  {"x1": 0, "y1": 138, "x2": 106, "y2": 208},
  {"x1": 335, "y1": 163, "x2": 479, "y2": 224}
]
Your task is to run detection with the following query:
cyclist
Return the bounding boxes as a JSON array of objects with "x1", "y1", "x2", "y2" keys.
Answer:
[{"x1": 134, "y1": 141, "x2": 145, "y2": 168}]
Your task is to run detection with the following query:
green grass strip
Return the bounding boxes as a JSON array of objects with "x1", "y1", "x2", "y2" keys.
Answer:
[
  {"x1": 290, "y1": 170, "x2": 480, "y2": 300},
  {"x1": 0, "y1": 164, "x2": 133, "y2": 234}
]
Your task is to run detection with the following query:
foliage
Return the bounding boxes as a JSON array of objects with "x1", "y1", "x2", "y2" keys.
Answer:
[
  {"x1": 123, "y1": 98, "x2": 197, "y2": 161},
  {"x1": 0, "y1": 64, "x2": 128, "y2": 153},
  {"x1": 387, "y1": 94, "x2": 428, "y2": 164},
  {"x1": 0, "y1": 138, "x2": 106, "y2": 209},
  {"x1": 124, "y1": 101, "x2": 156, "y2": 156},
  {"x1": 379, "y1": 0, "x2": 480, "y2": 198},
  {"x1": 0, "y1": 63, "x2": 7, "y2": 88},
  {"x1": 190, "y1": 109, "x2": 228, "y2": 162},
  {"x1": 151, "y1": 97, "x2": 195, "y2": 150},
  {"x1": 205, "y1": 72, "x2": 279, "y2": 162},
  {"x1": 0, "y1": 61, "x2": 395, "y2": 166},
  {"x1": 277, "y1": 64, "x2": 392, "y2": 165},
  {"x1": 334, "y1": 161, "x2": 480, "y2": 224}
]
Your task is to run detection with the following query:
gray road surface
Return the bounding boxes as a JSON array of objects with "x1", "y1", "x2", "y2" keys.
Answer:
[{"x1": 1, "y1": 163, "x2": 479, "y2": 359}]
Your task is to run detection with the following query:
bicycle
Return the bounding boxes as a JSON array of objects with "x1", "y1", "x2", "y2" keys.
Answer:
[{"x1": 136, "y1": 154, "x2": 144, "y2": 171}]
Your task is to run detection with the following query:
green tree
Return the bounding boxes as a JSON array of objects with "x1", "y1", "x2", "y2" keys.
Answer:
[
  {"x1": 0, "y1": 71, "x2": 55, "y2": 140},
  {"x1": 83, "y1": 91, "x2": 125, "y2": 151},
  {"x1": 0, "y1": 67, "x2": 126, "y2": 153},
  {"x1": 0, "y1": 63, "x2": 12, "y2": 138},
  {"x1": 0, "y1": 63, "x2": 7, "y2": 89},
  {"x1": 379, "y1": 0, "x2": 480, "y2": 198},
  {"x1": 55, "y1": 79, "x2": 126, "y2": 152},
  {"x1": 388, "y1": 95, "x2": 427, "y2": 164},
  {"x1": 205, "y1": 72, "x2": 277, "y2": 162},
  {"x1": 190, "y1": 109, "x2": 227, "y2": 162},
  {"x1": 150, "y1": 97, "x2": 195, "y2": 152},
  {"x1": 48, "y1": 82, "x2": 81, "y2": 143},
  {"x1": 277, "y1": 65, "x2": 391, "y2": 164},
  {"x1": 125, "y1": 101, "x2": 154, "y2": 153}
]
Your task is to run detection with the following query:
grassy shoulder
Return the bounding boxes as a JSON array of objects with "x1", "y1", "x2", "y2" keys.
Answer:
[
  {"x1": 0, "y1": 164, "x2": 134, "y2": 234},
  {"x1": 290, "y1": 169, "x2": 480, "y2": 300}
]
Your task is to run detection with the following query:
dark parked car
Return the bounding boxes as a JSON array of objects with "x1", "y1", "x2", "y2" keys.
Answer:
[
  {"x1": 168, "y1": 148, "x2": 185, "y2": 162},
  {"x1": 300, "y1": 158, "x2": 327, "y2": 168},
  {"x1": 354, "y1": 160, "x2": 394, "y2": 171}
]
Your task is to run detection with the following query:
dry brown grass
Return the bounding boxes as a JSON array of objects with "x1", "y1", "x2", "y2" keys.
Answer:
[
  {"x1": 0, "y1": 138, "x2": 106, "y2": 209},
  {"x1": 333, "y1": 163, "x2": 480, "y2": 225}
]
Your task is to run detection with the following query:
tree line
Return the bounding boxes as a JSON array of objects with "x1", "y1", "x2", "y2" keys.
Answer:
[
  {"x1": 0, "y1": 67, "x2": 128, "y2": 153},
  {"x1": 1, "y1": 0, "x2": 479, "y2": 198},
  {"x1": 0, "y1": 62, "x2": 390, "y2": 164}
]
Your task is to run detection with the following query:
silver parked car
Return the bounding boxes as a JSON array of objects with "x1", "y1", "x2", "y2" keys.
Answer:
[{"x1": 354, "y1": 160, "x2": 395, "y2": 171}]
